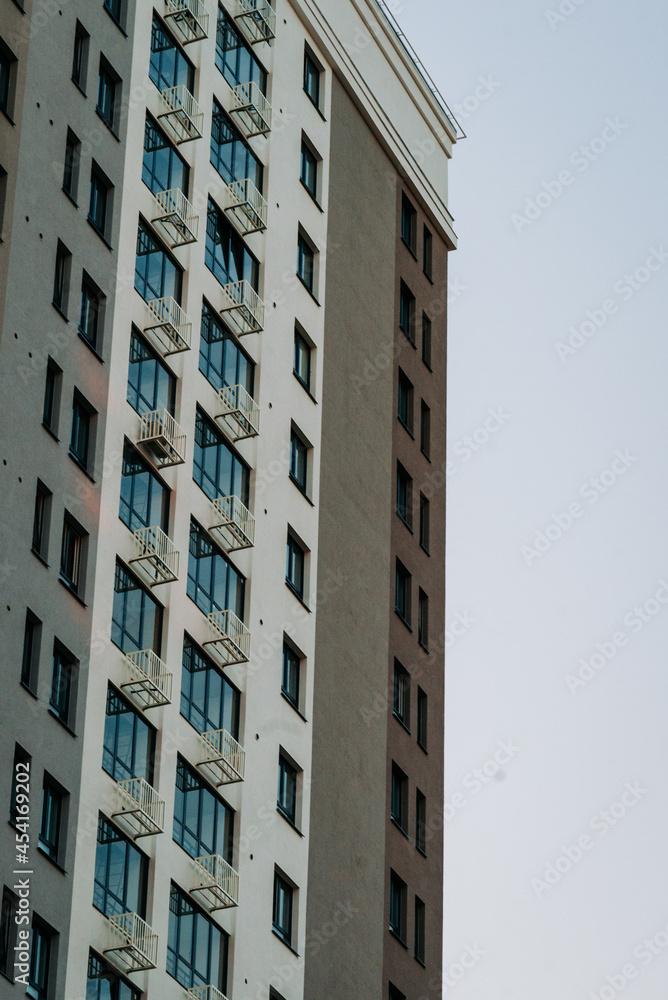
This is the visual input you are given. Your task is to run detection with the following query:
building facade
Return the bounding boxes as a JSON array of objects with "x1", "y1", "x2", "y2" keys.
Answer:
[{"x1": 0, "y1": 1, "x2": 458, "y2": 998}]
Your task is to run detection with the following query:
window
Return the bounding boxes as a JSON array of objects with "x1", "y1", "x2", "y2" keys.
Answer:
[
  {"x1": 397, "y1": 370, "x2": 413, "y2": 434},
  {"x1": 423, "y1": 225, "x2": 433, "y2": 281},
  {"x1": 174, "y1": 757, "x2": 234, "y2": 862},
  {"x1": 94, "y1": 817, "x2": 147, "y2": 918},
  {"x1": 395, "y1": 559, "x2": 411, "y2": 626},
  {"x1": 111, "y1": 560, "x2": 163, "y2": 656},
  {"x1": 215, "y1": 9, "x2": 266, "y2": 93},
  {"x1": 0, "y1": 39, "x2": 16, "y2": 116},
  {"x1": 32, "y1": 481, "x2": 52, "y2": 559},
  {"x1": 389, "y1": 871, "x2": 407, "y2": 942},
  {"x1": 50, "y1": 641, "x2": 76, "y2": 727},
  {"x1": 167, "y1": 884, "x2": 228, "y2": 991},
  {"x1": 120, "y1": 442, "x2": 170, "y2": 533},
  {"x1": 300, "y1": 137, "x2": 319, "y2": 200},
  {"x1": 193, "y1": 407, "x2": 250, "y2": 505},
  {"x1": 103, "y1": 685, "x2": 155, "y2": 784},
  {"x1": 396, "y1": 463, "x2": 412, "y2": 529},
  {"x1": 72, "y1": 21, "x2": 89, "y2": 91},
  {"x1": 10, "y1": 746, "x2": 30, "y2": 828},
  {"x1": 70, "y1": 392, "x2": 95, "y2": 471},
  {"x1": 415, "y1": 897, "x2": 426, "y2": 964},
  {"x1": 416, "y1": 790, "x2": 426, "y2": 855},
  {"x1": 205, "y1": 199, "x2": 258, "y2": 292},
  {"x1": 63, "y1": 129, "x2": 81, "y2": 201},
  {"x1": 53, "y1": 240, "x2": 71, "y2": 316},
  {"x1": 393, "y1": 660, "x2": 410, "y2": 729},
  {"x1": 418, "y1": 589, "x2": 429, "y2": 650},
  {"x1": 199, "y1": 302, "x2": 254, "y2": 397},
  {"x1": 293, "y1": 327, "x2": 312, "y2": 392},
  {"x1": 399, "y1": 281, "x2": 416, "y2": 344},
  {"x1": 181, "y1": 636, "x2": 240, "y2": 739},
  {"x1": 420, "y1": 401, "x2": 431, "y2": 458},
  {"x1": 127, "y1": 329, "x2": 176, "y2": 417},
  {"x1": 272, "y1": 872, "x2": 294, "y2": 946},
  {"x1": 43, "y1": 359, "x2": 62, "y2": 433},
  {"x1": 97, "y1": 58, "x2": 119, "y2": 132},
  {"x1": 390, "y1": 764, "x2": 408, "y2": 833},
  {"x1": 143, "y1": 113, "x2": 189, "y2": 196},
  {"x1": 417, "y1": 687, "x2": 428, "y2": 750},
  {"x1": 303, "y1": 48, "x2": 321, "y2": 108},
  {"x1": 150, "y1": 14, "x2": 195, "y2": 93},
  {"x1": 27, "y1": 917, "x2": 54, "y2": 1000},
  {"x1": 104, "y1": 0, "x2": 124, "y2": 28},
  {"x1": 389, "y1": 986, "x2": 406, "y2": 1000},
  {"x1": 282, "y1": 640, "x2": 301, "y2": 711},
  {"x1": 401, "y1": 195, "x2": 417, "y2": 254},
  {"x1": 419, "y1": 493, "x2": 430, "y2": 552},
  {"x1": 1, "y1": 887, "x2": 17, "y2": 979},
  {"x1": 60, "y1": 515, "x2": 86, "y2": 597},
  {"x1": 86, "y1": 951, "x2": 141, "y2": 1000},
  {"x1": 277, "y1": 754, "x2": 298, "y2": 826},
  {"x1": 187, "y1": 520, "x2": 246, "y2": 619},
  {"x1": 88, "y1": 163, "x2": 113, "y2": 241},
  {"x1": 21, "y1": 610, "x2": 42, "y2": 691},
  {"x1": 79, "y1": 273, "x2": 105, "y2": 351},
  {"x1": 135, "y1": 220, "x2": 182, "y2": 303},
  {"x1": 297, "y1": 231, "x2": 316, "y2": 295},
  {"x1": 289, "y1": 427, "x2": 308, "y2": 494},
  {"x1": 286, "y1": 533, "x2": 306, "y2": 600},
  {"x1": 39, "y1": 778, "x2": 65, "y2": 864},
  {"x1": 422, "y1": 312, "x2": 432, "y2": 369},
  {"x1": 210, "y1": 100, "x2": 263, "y2": 190}
]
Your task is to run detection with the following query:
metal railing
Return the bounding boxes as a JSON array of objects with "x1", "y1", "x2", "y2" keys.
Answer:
[
  {"x1": 234, "y1": 0, "x2": 276, "y2": 44},
  {"x1": 200, "y1": 727, "x2": 246, "y2": 783},
  {"x1": 211, "y1": 495, "x2": 255, "y2": 551},
  {"x1": 223, "y1": 176, "x2": 267, "y2": 235},
  {"x1": 216, "y1": 384, "x2": 260, "y2": 441},
  {"x1": 159, "y1": 84, "x2": 204, "y2": 143},
  {"x1": 114, "y1": 777, "x2": 165, "y2": 837},
  {"x1": 153, "y1": 187, "x2": 199, "y2": 246},
  {"x1": 187, "y1": 987, "x2": 231, "y2": 1000},
  {"x1": 219, "y1": 278, "x2": 265, "y2": 335},
  {"x1": 106, "y1": 912, "x2": 158, "y2": 972},
  {"x1": 137, "y1": 408, "x2": 186, "y2": 467},
  {"x1": 123, "y1": 649, "x2": 173, "y2": 709},
  {"x1": 192, "y1": 854, "x2": 240, "y2": 908},
  {"x1": 204, "y1": 609, "x2": 251, "y2": 666},
  {"x1": 164, "y1": 0, "x2": 209, "y2": 43},
  {"x1": 131, "y1": 525, "x2": 179, "y2": 586},
  {"x1": 145, "y1": 296, "x2": 192, "y2": 355},
  {"x1": 229, "y1": 80, "x2": 272, "y2": 136}
]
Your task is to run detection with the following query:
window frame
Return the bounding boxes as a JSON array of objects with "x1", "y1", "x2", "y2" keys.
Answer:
[
  {"x1": 173, "y1": 756, "x2": 234, "y2": 864},
  {"x1": 70, "y1": 390, "x2": 96, "y2": 473},
  {"x1": 420, "y1": 400, "x2": 431, "y2": 459},
  {"x1": 88, "y1": 161, "x2": 113, "y2": 243},
  {"x1": 419, "y1": 492, "x2": 430, "y2": 553},
  {"x1": 399, "y1": 280, "x2": 416, "y2": 344},
  {"x1": 119, "y1": 440, "x2": 170, "y2": 535},
  {"x1": 71, "y1": 20, "x2": 90, "y2": 92},
  {"x1": 416, "y1": 789, "x2": 427, "y2": 855},
  {"x1": 32, "y1": 480, "x2": 52, "y2": 561},
  {"x1": 199, "y1": 301, "x2": 255, "y2": 398},
  {"x1": 111, "y1": 559, "x2": 164, "y2": 657},
  {"x1": 300, "y1": 135, "x2": 320, "y2": 202},
  {"x1": 63, "y1": 128, "x2": 81, "y2": 202},
  {"x1": 60, "y1": 514, "x2": 87, "y2": 599},
  {"x1": 293, "y1": 326, "x2": 312, "y2": 393},
  {"x1": 396, "y1": 462, "x2": 413, "y2": 530},
  {"x1": 297, "y1": 230, "x2": 317, "y2": 297},
  {"x1": 27, "y1": 916, "x2": 54, "y2": 1000},
  {"x1": 43, "y1": 358, "x2": 62, "y2": 435},
  {"x1": 52, "y1": 240, "x2": 71, "y2": 317},
  {"x1": 277, "y1": 753, "x2": 299, "y2": 827},
  {"x1": 97, "y1": 56, "x2": 120, "y2": 133},
  {"x1": 93, "y1": 815, "x2": 148, "y2": 920},
  {"x1": 21, "y1": 610, "x2": 42, "y2": 692},
  {"x1": 127, "y1": 327, "x2": 176, "y2": 418},
  {"x1": 86, "y1": 950, "x2": 141, "y2": 1000},
  {"x1": 187, "y1": 519, "x2": 246, "y2": 620},
  {"x1": 397, "y1": 370, "x2": 414, "y2": 435},
  {"x1": 193, "y1": 406, "x2": 250, "y2": 507},
  {"x1": 281, "y1": 639, "x2": 301, "y2": 713},
  {"x1": 102, "y1": 684, "x2": 156, "y2": 785},
  {"x1": 390, "y1": 763, "x2": 408, "y2": 834},
  {"x1": 395, "y1": 558, "x2": 412, "y2": 627},
  {"x1": 0, "y1": 39, "x2": 17, "y2": 118},
  {"x1": 401, "y1": 194, "x2": 417, "y2": 255},
  {"x1": 0, "y1": 886, "x2": 18, "y2": 980},
  {"x1": 414, "y1": 896, "x2": 426, "y2": 964},
  {"x1": 49, "y1": 640, "x2": 78, "y2": 729},
  {"x1": 79, "y1": 271, "x2": 105, "y2": 353},
  {"x1": 423, "y1": 224, "x2": 433, "y2": 281},
  {"x1": 422, "y1": 312, "x2": 432, "y2": 370},
  {"x1": 417, "y1": 687, "x2": 428, "y2": 751},
  {"x1": 289, "y1": 426, "x2": 309, "y2": 496},
  {"x1": 38, "y1": 776, "x2": 66, "y2": 867},
  {"x1": 389, "y1": 870, "x2": 407, "y2": 943},
  {"x1": 272, "y1": 871, "x2": 294, "y2": 947},
  {"x1": 418, "y1": 588, "x2": 429, "y2": 650},
  {"x1": 393, "y1": 660, "x2": 410, "y2": 730},
  {"x1": 180, "y1": 635, "x2": 241, "y2": 740},
  {"x1": 166, "y1": 882, "x2": 228, "y2": 991},
  {"x1": 303, "y1": 47, "x2": 322, "y2": 110},
  {"x1": 286, "y1": 532, "x2": 307, "y2": 602},
  {"x1": 135, "y1": 219, "x2": 183, "y2": 305}
]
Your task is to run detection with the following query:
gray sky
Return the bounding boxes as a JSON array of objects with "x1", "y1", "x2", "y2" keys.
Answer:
[{"x1": 398, "y1": 0, "x2": 668, "y2": 996}]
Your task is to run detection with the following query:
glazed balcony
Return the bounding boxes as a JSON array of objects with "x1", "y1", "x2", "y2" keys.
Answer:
[
  {"x1": 137, "y1": 408, "x2": 186, "y2": 468},
  {"x1": 164, "y1": 0, "x2": 209, "y2": 43},
  {"x1": 145, "y1": 296, "x2": 192, "y2": 356},
  {"x1": 152, "y1": 188, "x2": 199, "y2": 247},
  {"x1": 113, "y1": 777, "x2": 166, "y2": 839},
  {"x1": 203, "y1": 608, "x2": 250, "y2": 666},
  {"x1": 234, "y1": 0, "x2": 275, "y2": 44},
  {"x1": 223, "y1": 177, "x2": 267, "y2": 236},
  {"x1": 215, "y1": 384, "x2": 260, "y2": 443},
  {"x1": 122, "y1": 649, "x2": 173, "y2": 710},
  {"x1": 228, "y1": 80, "x2": 272, "y2": 137},
  {"x1": 105, "y1": 912, "x2": 158, "y2": 974},
  {"x1": 210, "y1": 495, "x2": 255, "y2": 552},
  {"x1": 199, "y1": 727, "x2": 246, "y2": 785},
  {"x1": 159, "y1": 84, "x2": 204, "y2": 144},
  {"x1": 191, "y1": 854, "x2": 240, "y2": 910},
  {"x1": 219, "y1": 279, "x2": 264, "y2": 336},
  {"x1": 129, "y1": 525, "x2": 179, "y2": 587}
]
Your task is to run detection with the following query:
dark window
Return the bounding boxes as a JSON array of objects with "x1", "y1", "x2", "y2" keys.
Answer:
[
  {"x1": 422, "y1": 312, "x2": 432, "y2": 369},
  {"x1": 93, "y1": 817, "x2": 147, "y2": 918},
  {"x1": 70, "y1": 392, "x2": 94, "y2": 470},
  {"x1": 43, "y1": 359, "x2": 62, "y2": 433},
  {"x1": 86, "y1": 951, "x2": 141, "y2": 1000},
  {"x1": 120, "y1": 441, "x2": 170, "y2": 533},
  {"x1": 395, "y1": 559, "x2": 411, "y2": 625},
  {"x1": 21, "y1": 610, "x2": 42, "y2": 691},
  {"x1": 277, "y1": 754, "x2": 298, "y2": 825},
  {"x1": 0, "y1": 41, "x2": 14, "y2": 115},
  {"x1": 50, "y1": 642, "x2": 76, "y2": 726},
  {"x1": 199, "y1": 302, "x2": 254, "y2": 397},
  {"x1": 421, "y1": 401, "x2": 431, "y2": 458},
  {"x1": 32, "y1": 481, "x2": 52, "y2": 559},
  {"x1": 419, "y1": 493, "x2": 430, "y2": 552},
  {"x1": 282, "y1": 641, "x2": 300, "y2": 710},
  {"x1": 205, "y1": 199, "x2": 259, "y2": 291},
  {"x1": 89, "y1": 163, "x2": 113, "y2": 240},
  {"x1": 143, "y1": 113, "x2": 189, "y2": 196},
  {"x1": 38, "y1": 778, "x2": 65, "y2": 864},
  {"x1": 389, "y1": 871, "x2": 407, "y2": 942},
  {"x1": 103, "y1": 685, "x2": 155, "y2": 784},
  {"x1": 53, "y1": 240, "x2": 71, "y2": 315},
  {"x1": 60, "y1": 516, "x2": 86, "y2": 596},
  {"x1": 1, "y1": 887, "x2": 17, "y2": 979},
  {"x1": 104, "y1": 0, "x2": 124, "y2": 28},
  {"x1": 286, "y1": 533, "x2": 306, "y2": 600},
  {"x1": 127, "y1": 329, "x2": 176, "y2": 417},
  {"x1": 63, "y1": 129, "x2": 81, "y2": 200},
  {"x1": 150, "y1": 15, "x2": 194, "y2": 93},
  {"x1": 97, "y1": 58, "x2": 118, "y2": 131},
  {"x1": 174, "y1": 757, "x2": 234, "y2": 862},
  {"x1": 418, "y1": 589, "x2": 429, "y2": 650},
  {"x1": 293, "y1": 328, "x2": 312, "y2": 391},
  {"x1": 79, "y1": 273, "x2": 105, "y2": 351},
  {"x1": 303, "y1": 49, "x2": 321, "y2": 108},
  {"x1": 194, "y1": 408, "x2": 250, "y2": 505},
  {"x1": 401, "y1": 195, "x2": 417, "y2": 254},
  {"x1": 187, "y1": 520, "x2": 246, "y2": 619},
  {"x1": 423, "y1": 225, "x2": 433, "y2": 281},
  {"x1": 390, "y1": 763, "x2": 408, "y2": 832},
  {"x1": 389, "y1": 985, "x2": 406, "y2": 1000},
  {"x1": 415, "y1": 896, "x2": 426, "y2": 963},
  {"x1": 396, "y1": 463, "x2": 412, "y2": 528},
  {"x1": 297, "y1": 232, "x2": 315, "y2": 294},
  {"x1": 211, "y1": 100, "x2": 263, "y2": 189},
  {"x1": 290, "y1": 428, "x2": 308, "y2": 494},
  {"x1": 300, "y1": 138, "x2": 318, "y2": 199},
  {"x1": 272, "y1": 872, "x2": 293, "y2": 946},
  {"x1": 167, "y1": 883, "x2": 228, "y2": 991},
  {"x1": 417, "y1": 687, "x2": 428, "y2": 750},
  {"x1": 215, "y1": 9, "x2": 266, "y2": 92},
  {"x1": 397, "y1": 370, "x2": 413, "y2": 434},
  {"x1": 135, "y1": 220, "x2": 183, "y2": 303},
  {"x1": 181, "y1": 636, "x2": 240, "y2": 739},
  {"x1": 393, "y1": 660, "x2": 410, "y2": 729},
  {"x1": 10, "y1": 746, "x2": 31, "y2": 828},
  {"x1": 416, "y1": 790, "x2": 426, "y2": 854},
  {"x1": 28, "y1": 917, "x2": 54, "y2": 1000},
  {"x1": 111, "y1": 560, "x2": 163, "y2": 655},
  {"x1": 72, "y1": 21, "x2": 89, "y2": 91},
  {"x1": 399, "y1": 281, "x2": 416, "y2": 343}
]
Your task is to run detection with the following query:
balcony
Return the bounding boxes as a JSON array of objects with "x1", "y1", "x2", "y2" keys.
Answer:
[
  {"x1": 215, "y1": 385, "x2": 260, "y2": 442},
  {"x1": 122, "y1": 649, "x2": 173, "y2": 710},
  {"x1": 113, "y1": 777, "x2": 166, "y2": 839},
  {"x1": 129, "y1": 525, "x2": 179, "y2": 587},
  {"x1": 145, "y1": 296, "x2": 192, "y2": 356},
  {"x1": 223, "y1": 177, "x2": 267, "y2": 237},
  {"x1": 187, "y1": 988, "x2": 231, "y2": 1000},
  {"x1": 219, "y1": 279, "x2": 264, "y2": 336},
  {"x1": 203, "y1": 609, "x2": 250, "y2": 666},
  {"x1": 164, "y1": 0, "x2": 209, "y2": 44},
  {"x1": 158, "y1": 85, "x2": 204, "y2": 144},
  {"x1": 210, "y1": 496, "x2": 255, "y2": 552},
  {"x1": 152, "y1": 188, "x2": 199, "y2": 247},
  {"x1": 191, "y1": 854, "x2": 240, "y2": 910},
  {"x1": 228, "y1": 81, "x2": 272, "y2": 137},
  {"x1": 137, "y1": 409, "x2": 186, "y2": 468},
  {"x1": 234, "y1": 0, "x2": 276, "y2": 44},
  {"x1": 105, "y1": 912, "x2": 158, "y2": 974},
  {"x1": 199, "y1": 728, "x2": 246, "y2": 785}
]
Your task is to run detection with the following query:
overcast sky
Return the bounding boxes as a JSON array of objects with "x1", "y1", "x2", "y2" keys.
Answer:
[{"x1": 397, "y1": 1, "x2": 668, "y2": 996}]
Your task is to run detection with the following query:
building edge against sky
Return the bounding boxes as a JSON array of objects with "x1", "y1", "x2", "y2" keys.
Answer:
[{"x1": 0, "y1": 1, "x2": 458, "y2": 998}]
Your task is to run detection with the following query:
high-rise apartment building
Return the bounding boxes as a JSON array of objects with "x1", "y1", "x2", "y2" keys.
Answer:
[{"x1": 0, "y1": 1, "x2": 459, "y2": 997}]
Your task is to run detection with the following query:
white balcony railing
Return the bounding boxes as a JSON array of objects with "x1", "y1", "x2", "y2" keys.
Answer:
[
  {"x1": 137, "y1": 408, "x2": 186, "y2": 468},
  {"x1": 113, "y1": 777, "x2": 166, "y2": 838},
  {"x1": 158, "y1": 84, "x2": 204, "y2": 143},
  {"x1": 192, "y1": 854, "x2": 240, "y2": 910},
  {"x1": 210, "y1": 495, "x2": 255, "y2": 552},
  {"x1": 219, "y1": 279, "x2": 265, "y2": 336},
  {"x1": 216, "y1": 384, "x2": 260, "y2": 442},
  {"x1": 105, "y1": 912, "x2": 158, "y2": 973},
  {"x1": 223, "y1": 177, "x2": 267, "y2": 236},
  {"x1": 234, "y1": 0, "x2": 276, "y2": 44},
  {"x1": 199, "y1": 728, "x2": 246, "y2": 785},
  {"x1": 122, "y1": 649, "x2": 173, "y2": 710},
  {"x1": 203, "y1": 609, "x2": 251, "y2": 666},
  {"x1": 152, "y1": 187, "x2": 199, "y2": 247},
  {"x1": 129, "y1": 525, "x2": 179, "y2": 587},
  {"x1": 145, "y1": 296, "x2": 192, "y2": 356},
  {"x1": 187, "y1": 988, "x2": 231, "y2": 1000},
  {"x1": 164, "y1": 0, "x2": 209, "y2": 43},
  {"x1": 228, "y1": 80, "x2": 272, "y2": 137}
]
